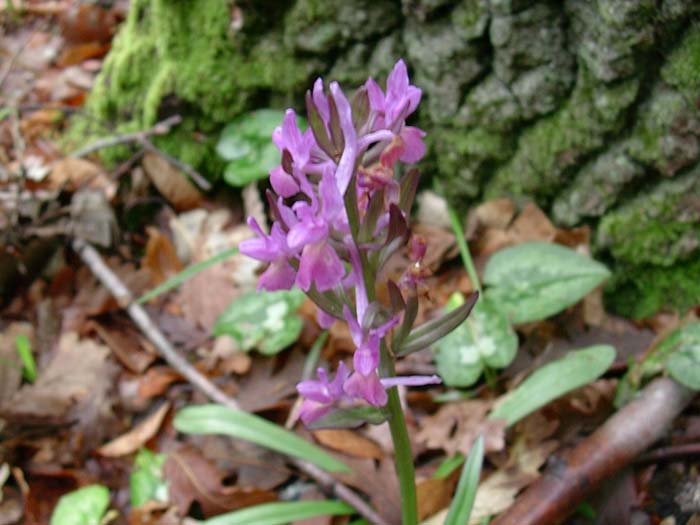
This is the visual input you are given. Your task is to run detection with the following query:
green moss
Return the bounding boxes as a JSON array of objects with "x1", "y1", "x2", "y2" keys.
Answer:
[
  {"x1": 661, "y1": 24, "x2": 700, "y2": 96},
  {"x1": 606, "y1": 259, "x2": 700, "y2": 319},
  {"x1": 597, "y1": 167, "x2": 700, "y2": 267},
  {"x1": 70, "y1": 0, "x2": 308, "y2": 176},
  {"x1": 485, "y1": 65, "x2": 639, "y2": 201},
  {"x1": 433, "y1": 127, "x2": 515, "y2": 202}
]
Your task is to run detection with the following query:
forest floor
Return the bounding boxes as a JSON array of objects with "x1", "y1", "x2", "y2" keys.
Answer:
[{"x1": 1, "y1": 3, "x2": 700, "y2": 525}]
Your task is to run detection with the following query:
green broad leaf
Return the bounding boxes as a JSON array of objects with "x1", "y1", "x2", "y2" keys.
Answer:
[
  {"x1": 174, "y1": 404, "x2": 351, "y2": 474},
  {"x1": 50, "y1": 485, "x2": 110, "y2": 525},
  {"x1": 15, "y1": 334, "x2": 36, "y2": 382},
  {"x1": 213, "y1": 289, "x2": 305, "y2": 355},
  {"x1": 309, "y1": 406, "x2": 388, "y2": 429},
  {"x1": 434, "y1": 293, "x2": 517, "y2": 387},
  {"x1": 203, "y1": 500, "x2": 355, "y2": 525},
  {"x1": 661, "y1": 322, "x2": 700, "y2": 390},
  {"x1": 483, "y1": 241, "x2": 611, "y2": 324},
  {"x1": 489, "y1": 344, "x2": 616, "y2": 426},
  {"x1": 137, "y1": 247, "x2": 238, "y2": 304},
  {"x1": 223, "y1": 156, "x2": 269, "y2": 186},
  {"x1": 217, "y1": 110, "x2": 306, "y2": 187},
  {"x1": 129, "y1": 449, "x2": 167, "y2": 508},
  {"x1": 445, "y1": 435, "x2": 484, "y2": 525}
]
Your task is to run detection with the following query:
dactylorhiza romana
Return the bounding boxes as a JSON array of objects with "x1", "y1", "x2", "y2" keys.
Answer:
[{"x1": 240, "y1": 60, "x2": 476, "y2": 427}]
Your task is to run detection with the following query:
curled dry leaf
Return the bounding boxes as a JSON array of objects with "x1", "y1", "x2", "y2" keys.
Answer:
[
  {"x1": 142, "y1": 152, "x2": 203, "y2": 212},
  {"x1": 417, "y1": 477, "x2": 453, "y2": 522},
  {"x1": 312, "y1": 429, "x2": 383, "y2": 460},
  {"x1": 97, "y1": 402, "x2": 170, "y2": 457},
  {"x1": 163, "y1": 445, "x2": 276, "y2": 518}
]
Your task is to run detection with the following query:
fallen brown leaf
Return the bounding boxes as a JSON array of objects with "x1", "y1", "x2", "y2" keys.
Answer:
[
  {"x1": 472, "y1": 198, "x2": 516, "y2": 230},
  {"x1": 508, "y1": 202, "x2": 557, "y2": 243},
  {"x1": 87, "y1": 318, "x2": 156, "y2": 373},
  {"x1": 163, "y1": 445, "x2": 276, "y2": 518},
  {"x1": 416, "y1": 400, "x2": 506, "y2": 456},
  {"x1": 142, "y1": 152, "x2": 203, "y2": 212},
  {"x1": 417, "y1": 477, "x2": 453, "y2": 522},
  {"x1": 142, "y1": 227, "x2": 183, "y2": 286},
  {"x1": 312, "y1": 429, "x2": 383, "y2": 460},
  {"x1": 97, "y1": 402, "x2": 170, "y2": 457},
  {"x1": 137, "y1": 366, "x2": 183, "y2": 400},
  {"x1": 236, "y1": 350, "x2": 305, "y2": 413}
]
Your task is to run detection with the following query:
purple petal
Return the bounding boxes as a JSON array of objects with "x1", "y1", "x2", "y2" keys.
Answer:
[
  {"x1": 295, "y1": 241, "x2": 344, "y2": 292},
  {"x1": 319, "y1": 167, "x2": 343, "y2": 222},
  {"x1": 329, "y1": 361, "x2": 350, "y2": 398},
  {"x1": 312, "y1": 78, "x2": 330, "y2": 123},
  {"x1": 344, "y1": 371, "x2": 387, "y2": 407},
  {"x1": 342, "y1": 305, "x2": 364, "y2": 348},
  {"x1": 399, "y1": 126, "x2": 426, "y2": 163},
  {"x1": 258, "y1": 259, "x2": 296, "y2": 291},
  {"x1": 353, "y1": 334, "x2": 380, "y2": 376},
  {"x1": 380, "y1": 375, "x2": 442, "y2": 389},
  {"x1": 387, "y1": 59, "x2": 409, "y2": 100},
  {"x1": 297, "y1": 377, "x2": 332, "y2": 403},
  {"x1": 270, "y1": 165, "x2": 300, "y2": 198},
  {"x1": 364, "y1": 77, "x2": 385, "y2": 112},
  {"x1": 329, "y1": 82, "x2": 358, "y2": 195},
  {"x1": 299, "y1": 399, "x2": 333, "y2": 425},
  {"x1": 316, "y1": 308, "x2": 337, "y2": 329},
  {"x1": 287, "y1": 217, "x2": 328, "y2": 251}
]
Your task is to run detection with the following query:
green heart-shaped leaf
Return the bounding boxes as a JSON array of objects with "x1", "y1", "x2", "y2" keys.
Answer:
[{"x1": 484, "y1": 241, "x2": 611, "y2": 324}]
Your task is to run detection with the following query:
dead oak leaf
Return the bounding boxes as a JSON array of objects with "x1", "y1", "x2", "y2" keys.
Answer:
[
  {"x1": 1, "y1": 332, "x2": 117, "y2": 452},
  {"x1": 163, "y1": 445, "x2": 275, "y2": 518},
  {"x1": 312, "y1": 429, "x2": 383, "y2": 460},
  {"x1": 416, "y1": 400, "x2": 506, "y2": 457}
]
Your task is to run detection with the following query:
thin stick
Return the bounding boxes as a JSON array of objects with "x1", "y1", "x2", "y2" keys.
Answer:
[
  {"x1": 71, "y1": 238, "x2": 388, "y2": 525},
  {"x1": 70, "y1": 115, "x2": 211, "y2": 192}
]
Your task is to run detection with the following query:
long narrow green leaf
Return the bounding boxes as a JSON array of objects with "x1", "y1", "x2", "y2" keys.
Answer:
[
  {"x1": 15, "y1": 334, "x2": 36, "y2": 382},
  {"x1": 203, "y1": 500, "x2": 354, "y2": 525},
  {"x1": 445, "y1": 435, "x2": 484, "y2": 525},
  {"x1": 174, "y1": 404, "x2": 350, "y2": 473},
  {"x1": 489, "y1": 345, "x2": 616, "y2": 426},
  {"x1": 137, "y1": 247, "x2": 238, "y2": 303}
]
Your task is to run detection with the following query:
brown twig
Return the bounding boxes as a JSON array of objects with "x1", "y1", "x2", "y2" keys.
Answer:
[
  {"x1": 71, "y1": 238, "x2": 388, "y2": 525},
  {"x1": 490, "y1": 377, "x2": 695, "y2": 525},
  {"x1": 637, "y1": 442, "x2": 700, "y2": 464},
  {"x1": 70, "y1": 115, "x2": 212, "y2": 192}
]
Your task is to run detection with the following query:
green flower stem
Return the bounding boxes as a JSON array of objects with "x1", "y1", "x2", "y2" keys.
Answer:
[
  {"x1": 380, "y1": 341, "x2": 418, "y2": 525},
  {"x1": 386, "y1": 385, "x2": 418, "y2": 525}
]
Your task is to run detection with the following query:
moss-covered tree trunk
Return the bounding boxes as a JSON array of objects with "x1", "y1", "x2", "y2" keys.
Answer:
[{"x1": 81, "y1": 0, "x2": 700, "y2": 318}]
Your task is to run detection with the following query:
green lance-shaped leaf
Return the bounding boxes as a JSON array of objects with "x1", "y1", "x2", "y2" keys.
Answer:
[
  {"x1": 483, "y1": 241, "x2": 611, "y2": 324},
  {"x1": 660, "y1": 322, "x2": 700, "y2": 390},
  {"x1": 398, "y1": 292, "x2": 479, "y2": 356},
  {"x1": 445, "y1": 435, "x2": 484, "y2": 525},
  {"x1": 174, "y1": 404, "x2": 351, "y2": 473},
  {"x1": 202, "y1": 500, "x2": 355, "y2": 525},
  {"x1": 434, "y1": 293, "x2": 518, "y2": 387},
  {"x1": 50, "y1": 485, "x2": 110, "y2": 525},
  {"x1": 489, "y1": 344, "x2": 616, "y2": 426},
  {"x1": 213, "y1": 289, "x2": 305, "y2": 355},
  {"x1": 15, "y1": 334, "x2": 36, "y2": 382}
]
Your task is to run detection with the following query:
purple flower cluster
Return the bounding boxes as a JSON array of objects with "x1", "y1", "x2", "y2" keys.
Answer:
[{"x1": 240, "y1": 60, "x2": 440, "y2": 425}]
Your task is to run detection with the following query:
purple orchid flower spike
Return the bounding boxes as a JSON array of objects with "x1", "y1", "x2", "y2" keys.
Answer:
[{"x1": 297, "y1": 362, "x2": 350, "y2": 425}]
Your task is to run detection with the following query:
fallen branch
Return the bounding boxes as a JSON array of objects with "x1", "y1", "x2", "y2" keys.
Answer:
[
  {"x1": 490, "y1": 377, "x2": 695, "y2": 525},
  {"x1": 71, "y1": 238, "x2": 388, "y2": 525},
  {"x1": 70, "y1": 115, "x2": 211, "y2": 191}
]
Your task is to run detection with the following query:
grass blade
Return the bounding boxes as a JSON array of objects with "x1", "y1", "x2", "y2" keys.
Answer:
[
  {"x1": 203, "y1": 500, "x2": 354, "y2": 525},
  {"x1": 174, "y1": 404, "x2": 350, "y2": 473},
  {"x1": 14, "y1": 334, "x2": 36, "y2": 382},
  {"x1": 445, "y1": 435, "x2": 484, "y2": 525},
  {"x1": 137, "y1": 247, "x2": 238, "y2": 304}
]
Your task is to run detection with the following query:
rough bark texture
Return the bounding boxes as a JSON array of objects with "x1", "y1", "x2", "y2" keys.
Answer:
[{"x1": 76, "y1": 0, "x2": 700, "y2": 318}]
